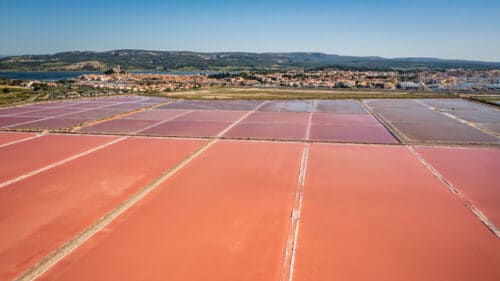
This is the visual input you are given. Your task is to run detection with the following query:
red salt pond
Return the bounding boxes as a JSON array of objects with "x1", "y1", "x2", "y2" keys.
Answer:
[
  {"x1": 142, "y1": 97, "x2": 170, "y2": 104},
  {"x1": 160, "y1": 100, "x2": 262, "y2": 111},
  {"x1": 171, "y1": 110, "x2": 246, "y2": 122},
  {"x1": 63, "y1": 102, "x2": 116, "y2": 109},
  {"x1": 10, "y1": 117, "x2": 93, "y2": 130},
  {"x1": 79, "y1": 109, "x2": 189, "y2": 134},
  {"x1": 80, "y1": 119, "x2": 161, "y2": 134},
  {"x1": 123, "y1": 109, "x2": 188, "y2": 120},
  {"x1": 312, "y1": 100, "x2": 367, "y2": 113},
  {"x1": 309, "y1": 113, "x2": 398, "y2": 144},
  {"x1": 140, "y1": 120, "x2": 234, "y2": 137},
  {"x1": 224, "y1": 112, "x2": 309, "y2": 140},
  {"x1": 0, "y1": 134, "x2": 117, "y2": 184},
  {"x1": 141, "y1": 110, "x2": 246, "y2": 137},
  {"x1": 39, "y1": 141, "x2": 304, "y2": 281},
  {"x1": 420, "y1": 99, "x2": 500, "y2": 135},
  {"x1": 15, "y1": 108, "x2": 82, "y2": 117},
  {"x1": 309, "y1": 125, "x2": 398, "y2": 143},
  {"x1": 293, "y1": 144, "x2": 500, "y2": 281},
  {"x1": 0, "y1": 106, "x2": 48, "y2": 116},
  {"x1": 225, "y1": 122, "x2": 308, "y2": 140},
  {"x1": 415, "y1": 146, "x2": 500, "y2": 227},
  {"x1": 102, "y1": 102, "x2": 152, "y2": 110},
  {"x1": 96, "y1": 96, "x2": 147, "y2": 102},
  {"x1": 0, "y1": 132, "x2": 36, "y2": 146},
  {"x1": 139, "y1": 110, "x2": 247, "y2": 137},
  {"x1": 365, "y1": 99, "x2": 499, "y2": 144},
  {"x1": 0, "y1": 137, "x2": 205, "y2": 280},
  {"x1": 241, "y1": 111, "x2": 309, "y2": 124},
  {"x1": 33, "y1": 101, "x2": 81, "y2": 107},
  {"x1": 63, "y1": 108, "x2": 125, "y2": 120},
  {"x1": 0, "y1": 96, "x2": 169, "y2": 131},
  {"x1": 258, "y1": 100, "x2": 312, "y2": 112},
  {"x1": 0, "y1": 116, "x2": 40, "y2": 127}
]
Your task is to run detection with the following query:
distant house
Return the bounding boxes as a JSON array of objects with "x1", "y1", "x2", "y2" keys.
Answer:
[
  {"x1": 397, "y1": 81, "x2": 425, "y2": 90},
  {"x1": 336, "y1": 80, "x2": 356, "y2": 88}
]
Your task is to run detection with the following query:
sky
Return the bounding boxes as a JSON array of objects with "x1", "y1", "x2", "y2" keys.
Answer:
[{"x1": 1, "y1": 0, "x2": 499, "y2": 61}]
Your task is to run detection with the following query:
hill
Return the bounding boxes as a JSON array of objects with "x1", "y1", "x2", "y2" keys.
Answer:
[{"x1": 1, "y1": 50, "x2": 499, "y2": 71}]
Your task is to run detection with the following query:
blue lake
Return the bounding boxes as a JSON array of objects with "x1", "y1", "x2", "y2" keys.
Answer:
[{"x1": 0, "y1": 71, "x2": 99, "y2": 81}]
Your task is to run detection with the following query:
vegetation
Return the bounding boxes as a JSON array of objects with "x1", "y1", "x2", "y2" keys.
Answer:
[
  {"x1": 157, "y1": 87, "x2": 460, "y2": 100},
  {"x1": 0, "y1": 80, "x2": 133, "y2": 107},
  {"x1": 1, "y1": 50, "x2": 499, "y2": 72},
  {"x1": 466, "y1": 95, "x2": 500, "y2": 107},
  {"x1": 0, "y1": 88, "x2": 38, "y2": 106}
]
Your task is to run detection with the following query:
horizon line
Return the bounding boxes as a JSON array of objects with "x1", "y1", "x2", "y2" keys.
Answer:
[{"x1": 2, "y1": 49, "x2": 500, "y2": 64}]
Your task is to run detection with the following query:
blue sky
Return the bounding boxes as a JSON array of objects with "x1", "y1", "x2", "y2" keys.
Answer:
[{"x1": 1, "y1": 0, "x2": 499, "y2": 61}]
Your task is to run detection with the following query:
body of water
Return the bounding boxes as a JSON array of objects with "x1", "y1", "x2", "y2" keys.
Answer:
[{"x1": 0, "y1": 71, "x2": 100, "y2": 81}]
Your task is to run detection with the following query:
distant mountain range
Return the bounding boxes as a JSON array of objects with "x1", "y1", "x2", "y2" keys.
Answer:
[{"x1": 1, "y1": 50, "x2": 499, "y2": 71}]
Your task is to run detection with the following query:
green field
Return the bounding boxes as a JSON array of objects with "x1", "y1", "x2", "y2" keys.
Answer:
[
  {"x1": 159, "y1": 86, "x2": 460, "y2": 100},
  {"x1": 0, "y1": 87, "x2": 41, "y2": 106}
]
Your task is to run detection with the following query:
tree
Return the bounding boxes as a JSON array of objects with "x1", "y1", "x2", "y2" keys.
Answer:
[{"x1": 2, "y1": 87, "x2": 10, "y2": 93}]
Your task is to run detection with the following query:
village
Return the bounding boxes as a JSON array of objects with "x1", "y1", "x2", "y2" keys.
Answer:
[{"x1": 74, "y1": 68, "x2": 500, "y2": 92}]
